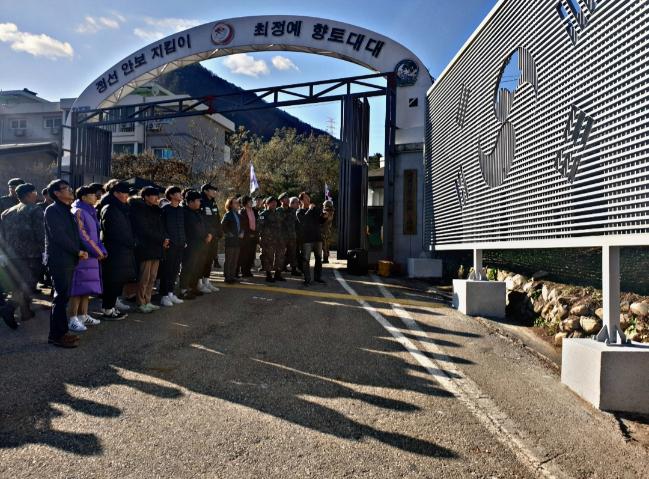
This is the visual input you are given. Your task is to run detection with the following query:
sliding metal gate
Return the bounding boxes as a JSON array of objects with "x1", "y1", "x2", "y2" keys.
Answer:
[{"x1": 337, "y1": 96, "x2": 370, "y2": 258}]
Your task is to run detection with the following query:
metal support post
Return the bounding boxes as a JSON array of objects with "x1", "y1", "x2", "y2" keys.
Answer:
[
  {"x1": 473, "y1": 249, "x2": 483, "y2": 278},
  {"x1": 596, "y1": 245, "x2": 627, "y2": 345}
]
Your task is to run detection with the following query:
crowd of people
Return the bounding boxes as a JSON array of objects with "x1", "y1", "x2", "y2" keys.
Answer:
[{"x1": 0, "y1": 177, "x2": 335, "y2": 349}]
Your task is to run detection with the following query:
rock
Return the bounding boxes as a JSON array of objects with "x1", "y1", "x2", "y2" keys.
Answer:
[
  {"x1": 497, "y1": 270, "x2": 509, "y2": 282},
  {"x1": 620, "y1": 301, "x2": 630, "y2": 313},
  {"x1": 595, "y1": 308, "x2": 604, "y2": 320},
  {"x1": 620, "y1": 314, "x2": 631, "y2": 331},
  {"x1": 570, "y1": 302, "x2": 590, "y2": 316},
  {"x1": 548, "y1": 288, "x2": 561, "y2": 302},
  {"x1": 533, "y1": 297, "x2": 546, "y2": 314},
  {"x1": 554, "y1": 304, "x2": 569, "y2": 321},
  {"x1": 630, "y1": 302, "x2": 649, "y2": 317},
  {"x1": 562, "y1": 316, "x2": 581, "y2": 333},
  {"x1": 468, "y1": 269, "x2": 477, "y2": 280},
  {"x1": 579, "y1": 316, "x2": 602, "y2": 335},
  {"x1": 627, "y1": 330, "x2": 639, "y2": 341},
  {"x1": 523, "y1": 280, "x2": 535, "y2": 293},
  {"x1": 637, "y1": 319, "x2": 648, "y2": 333},
  {"x1": 512, "y1": 274, "x2": 527, "y2": 290},
  {"x1": 542, "y1": 284, "x2": 550, "y2": 302},
  {"x1": 554, "y1": 332, "x2": 568, "y2": 346},
  {"x1": 532, "y1": 270, "x2": 549, "y2": 280},
  {"x1": 571, "y1": 331, "x2": 586, "y2": 338},
  {"x1": 541, "y1": 301, "x2": 556, "y2": 319}
]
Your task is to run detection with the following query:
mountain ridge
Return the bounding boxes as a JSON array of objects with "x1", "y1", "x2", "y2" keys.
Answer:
[{"x1": 157, "y1": 63, "x2": 329, "y2": 140}]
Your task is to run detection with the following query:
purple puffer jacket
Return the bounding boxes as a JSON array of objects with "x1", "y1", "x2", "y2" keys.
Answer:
[{"x1": 70, "y1": 199, "x2": 107, "y2": 297}]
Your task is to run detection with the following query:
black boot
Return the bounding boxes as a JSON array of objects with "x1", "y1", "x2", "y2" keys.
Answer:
[
  {"x1": 274, "y1": 271, "x2": 286, "y2": 282},
  {"x1": 1, "y1": 300, "x2": 18, "y2": 330},
  {"x1": 266, "y1": 271, "x2": 275, "y2": 283}
]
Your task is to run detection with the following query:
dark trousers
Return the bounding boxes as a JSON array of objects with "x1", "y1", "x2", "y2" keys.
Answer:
[
  {"x1": 202, "y1": 238, "x2": 219, "y2": 277},
  {"x1": 238, "y1": 235, "x2": 257, "y2": 274},
  {"x1": 102, "y1": 280, "x2": 123, "y2": 310},
  {"x1": 159, "y1": 244, "x2": 183, "y2": 296},
  {"x1": 180, "y1": 243, "x2": 205, "y2": 291},
  {"x1": 8, "y1": 257, "x2": 41, "y2": 313},
  {"x1": 48, "y1": 263, "x2": 75, "y2": 340},
  {"x1": 284, "y1": 239, "x2": 299, "y2": 272},
  {"x1": 224, "y1": 246, "x2": 240, "y2": 281},
  {"x1": 302, "y1": 242, "x2": 323, "y2": 282}
]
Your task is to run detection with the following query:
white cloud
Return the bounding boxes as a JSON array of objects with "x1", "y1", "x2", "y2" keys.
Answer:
[
  {"x1": 0, "y1": 23, "x2": 73, "y2": 60},
  {"x1": 76, "y1": 15, "x2": 122, "y2": 34},
  {"x1": 272, "y1": 55, "x2": 299, "y2": 71},
  {"x1": 133, "y1": 27, "x2": 165, "y2": 42},
  {"x1": 133, "y1": 17, "x2": 200, "y2": 43},
  {"x1": 223, "y1": 53, "x2": 270, "y2": 78},
  {"x1": 143, "y1": 17, "x2": 201, "y2": 31}
]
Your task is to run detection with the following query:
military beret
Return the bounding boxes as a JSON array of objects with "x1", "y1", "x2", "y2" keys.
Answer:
[
  {"x1": 8, "y1": 178, "x2": 25, "y2": 187},
  {"x1": 15, "y1": 183, "x2": 36, "y2": 199},
  {"x1": 277, "y1": 192, "x2": 289, "y2": 201}
]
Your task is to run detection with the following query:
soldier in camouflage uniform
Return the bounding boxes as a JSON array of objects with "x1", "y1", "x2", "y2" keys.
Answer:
[
  {"x1": 0, "y1": 183, "x2": 45, "y2": 319},
  {"x1": 321, "y1": 200, "x2": 335, "y2": 263},
  {"x1": 0, "y1": 178, "x2": 25, "y2": 216},
  {"x1": 258, "y1": 196, "x2": 285, "y2": 282},
  {"x1": 278, "y1": 193, "x2": 301, "y2": 276}
]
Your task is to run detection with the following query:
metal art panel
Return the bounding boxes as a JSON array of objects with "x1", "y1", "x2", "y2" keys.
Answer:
[{"x1": 425, "y1": 0, "x2": 649, "y2": 249}]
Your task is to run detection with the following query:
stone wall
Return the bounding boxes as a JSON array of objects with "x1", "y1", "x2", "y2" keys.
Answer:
[{"x1": 437, "y1": 247, "x2": 649, "y2": 295}]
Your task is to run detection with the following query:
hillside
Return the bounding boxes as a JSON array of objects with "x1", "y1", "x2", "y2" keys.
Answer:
[{"x1": 157, "y1": 63, "x2": 329, "y2": 140}]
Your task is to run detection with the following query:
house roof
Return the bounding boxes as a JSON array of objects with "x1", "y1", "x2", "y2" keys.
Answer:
[{"x1": 0, "y1": 142, "x2": 59, "y2": 156}]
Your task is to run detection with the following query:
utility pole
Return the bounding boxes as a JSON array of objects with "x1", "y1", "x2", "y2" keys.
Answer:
[{"x1": 325, "y1": 117, "x2": 337, "y2": 137}]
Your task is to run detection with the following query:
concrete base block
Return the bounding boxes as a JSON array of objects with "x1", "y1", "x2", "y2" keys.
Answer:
[
  {"x1": 407, "y1": 258, "x2": 442, "y2": 278},
  {"x1": 452, "y1": 279, "x2": 506, "y2": 319},
  {"x1": 561, "y1": 339, "x2": 649, "y2": 414}
]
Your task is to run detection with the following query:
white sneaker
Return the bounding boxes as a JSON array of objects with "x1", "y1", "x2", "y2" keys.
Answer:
[
  {"x1": 82, "y1": 314, "x2": 100, "y2": 326},
  {"x1": 169, "y1": 293, "x2": 184, "y2": 304},
  {"x1": 205, "y1": 281, "x2": 220, "y2": 292},
  {"x1": 102, "y1": 308, "x2": 127, "y2": 320},
  {"x1": 68, "y1": 316, "x2": 87, "y2": 332},
  {"x1": 161, "y1": 296, "x2": 174, "y2": 307},
  {"x1": 115, "y1": 298, "x2": 131, "y2": 311},
  {"x1": 146, "y1": 303, "x2": 160, "y2": 311},
  {"x1": 198, "y1": 283, "x2": 212, "y2": 294}
]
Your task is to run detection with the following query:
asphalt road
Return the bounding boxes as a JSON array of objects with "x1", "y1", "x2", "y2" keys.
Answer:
[{"x1": 0, "y1": 260, "x2": 647, "y2": 478}]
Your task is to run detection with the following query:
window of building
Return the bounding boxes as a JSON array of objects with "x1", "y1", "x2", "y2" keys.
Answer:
[
  {"x1": 43, "y1": 117, "x2": 62, "y2": 129},
  {"x1": 152, "y1": 147, "x2": 174, "y2": 160},
  {"x1": 9, "y1": 119, "x2": 27, "y2": 129},
  {"x1": 113, "y1": 143, "x2": 135, "y2": 155}
]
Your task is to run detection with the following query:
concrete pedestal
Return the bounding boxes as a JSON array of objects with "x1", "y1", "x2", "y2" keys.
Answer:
[
  {"x1": 407, "y1": 258, "x2": 442, "y2": 278},
  {"x1": 561, "y1": 339, "x2": 649, "y2": 414},
  {"x1": 452, "y1": 279, "x2": 506, "y2": 319}
]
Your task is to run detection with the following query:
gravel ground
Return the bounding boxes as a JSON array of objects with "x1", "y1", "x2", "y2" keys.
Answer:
[{"x1": 0, "y1": 261, "x2": 647, "y2": 478}]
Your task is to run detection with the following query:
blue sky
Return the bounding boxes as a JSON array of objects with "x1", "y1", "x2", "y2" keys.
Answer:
[{"x1": 0, "y1": 0, "x2": 496, "y2": 153}]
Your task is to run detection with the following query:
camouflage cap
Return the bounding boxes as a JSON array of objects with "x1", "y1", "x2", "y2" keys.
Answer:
[
  {"x1": 15, "y1": 183, "x2": 36, "y2": 199},
  {"x1": 277, "y1": 192, "x2": 289, "y2": 201},
  {"x1": 265, "y1": 196, "x2": 278, "y2": 204}
]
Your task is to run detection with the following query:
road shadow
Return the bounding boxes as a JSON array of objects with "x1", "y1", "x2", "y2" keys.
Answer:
[{"x1": 0, "y1": 275, "x2": 461, "y2": 460}]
